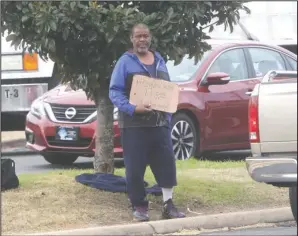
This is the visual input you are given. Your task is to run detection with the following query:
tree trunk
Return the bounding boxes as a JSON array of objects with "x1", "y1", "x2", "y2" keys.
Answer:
[{"x1": 93, "y1": 82, "x2": 114, "y2": 173}]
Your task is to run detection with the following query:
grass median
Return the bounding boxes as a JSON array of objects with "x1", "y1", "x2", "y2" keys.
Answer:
[{"x1": 2, "y1": 159, "x2": 289, "y2": 234}]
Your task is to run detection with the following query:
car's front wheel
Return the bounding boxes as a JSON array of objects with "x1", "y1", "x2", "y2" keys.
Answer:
[
  {"x1": 289, "y1": 186, "x2": 297, "y2": 223},
  {"x1": 43, "y1": 154, "x2": 78, "y2": 165},
  {"x1": 171, "y1": 113, "x2": 198, "y2": 161}
]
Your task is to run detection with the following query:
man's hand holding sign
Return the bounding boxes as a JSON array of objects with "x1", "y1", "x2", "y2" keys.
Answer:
[{"x1": 130, "y1": 75, "x2": 180, "y2": 114}]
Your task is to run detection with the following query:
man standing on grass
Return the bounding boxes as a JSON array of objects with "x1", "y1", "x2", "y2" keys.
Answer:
[{"x1": 109, "y1": 23, "x2": 185, "y2": 222}]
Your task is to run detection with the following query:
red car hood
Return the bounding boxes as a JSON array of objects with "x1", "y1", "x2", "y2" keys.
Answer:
[
  {"x1": 41, "y1": 80, "x2": 197, "y2": 106},
  {"x1": 42, "y1": 84, "x2": 95, "y2": 106}
]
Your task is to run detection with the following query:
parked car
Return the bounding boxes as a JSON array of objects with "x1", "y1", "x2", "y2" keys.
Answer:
[
  {"x1": 25, "y1": 85, "x2": 122, "y2": 165},
  {"x1": 25, "y1": 39, "x2": 297, "y2": 164},
  {"x1": 245, "y1": 70, "x2": 297, "y2": 222}
]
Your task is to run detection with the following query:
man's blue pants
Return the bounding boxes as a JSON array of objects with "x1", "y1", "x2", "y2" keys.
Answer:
[{"x1": 120, "y1": 126, "x2": 177, "y2": 208}]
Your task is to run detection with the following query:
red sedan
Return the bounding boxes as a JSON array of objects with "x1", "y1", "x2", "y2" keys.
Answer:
[{"x1": 25, "y1": 39, "x2": 297, "y2": 164}]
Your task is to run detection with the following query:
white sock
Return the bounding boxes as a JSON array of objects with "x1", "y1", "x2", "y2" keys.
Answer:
[{"x1": 162, "y1": 188, "x2": 173, "y2": 202}]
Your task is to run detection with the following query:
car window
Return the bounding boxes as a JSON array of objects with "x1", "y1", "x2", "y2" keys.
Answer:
[
  {"x1": 248, "y1": 48, "x2": 287, "y2": 77},
  {"x1": 285, "y1": 55, "x2": 297, "y2": 70},
  {"x1": 208, "y1": 48, "x2": 249, "y2": 81},
  {"x1": 166, "y1": 50, "x2": 212, "y2": 82}
]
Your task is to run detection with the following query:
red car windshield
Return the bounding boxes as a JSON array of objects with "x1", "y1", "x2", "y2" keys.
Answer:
[{"x1": 166, "y1": 48, "x2": 214, "y2": 82}]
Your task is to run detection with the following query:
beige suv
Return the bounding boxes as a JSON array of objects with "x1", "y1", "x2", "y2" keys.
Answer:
[{"x1": 246, "y1": 70, "x2": 297, "y2": 222}]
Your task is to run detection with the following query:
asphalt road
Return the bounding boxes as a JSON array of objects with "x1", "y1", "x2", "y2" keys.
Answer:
[
  {"x1": 199, "y1": 222, "x2": 297, "y2": 236},
  {"x1": 3, "y1": 154, "x2": 96, "y2": 174},
  {"x1": 170, "y1": 222, "x2": 297, "y2": 235},
  {"x1": 200, "y1": 227, "x2": 297, "y2": 235}
]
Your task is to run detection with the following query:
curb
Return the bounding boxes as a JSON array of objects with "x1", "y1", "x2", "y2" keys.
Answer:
[
  {"x1": 27, "y1": 207, "x2": 294, "y2": 235},
  {"x1": 1, "y1": 149, "x2": 36, "y2": 157},
  {"x1": 1, "y1": 139, "x2": 36, "y2": 156}
]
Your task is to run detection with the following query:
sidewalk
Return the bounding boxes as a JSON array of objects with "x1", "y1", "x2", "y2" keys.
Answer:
[
  {"x1": 1, "y1": 131, "x2": 25, "y2": 142},
  {"x1": 1, "y1": 131, "x2": 33, "y2": 156}
]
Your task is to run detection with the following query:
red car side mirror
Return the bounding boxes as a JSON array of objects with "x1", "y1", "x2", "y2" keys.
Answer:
[{"x1": 205, "y1": 72, "x2": 230, "y2": 86}]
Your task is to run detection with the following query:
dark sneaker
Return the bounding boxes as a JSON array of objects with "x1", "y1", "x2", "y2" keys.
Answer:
[
  {"x1": 132, "y1": 206, "x2": 149, "y2": 222},
  {"x1": 162, "y1": 199, "x2": 186, "y2": 219}
]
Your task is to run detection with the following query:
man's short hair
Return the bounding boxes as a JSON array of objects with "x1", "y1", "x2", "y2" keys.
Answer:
[{"x1": 130, "y1": 23, "x2": 151, "y2": 36}]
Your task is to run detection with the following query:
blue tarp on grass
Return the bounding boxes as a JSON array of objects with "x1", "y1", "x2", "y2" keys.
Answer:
[{"x1": 75, "y1": 173, "x2": 162, "y2": 196}]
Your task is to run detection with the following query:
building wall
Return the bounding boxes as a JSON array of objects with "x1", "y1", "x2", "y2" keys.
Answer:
[
  {"x1": 205, "y1": 1, "x2": 297, "y2": 43},
  {"x1": 240, "y1": 1, "x2": 297, "y2": 41}
]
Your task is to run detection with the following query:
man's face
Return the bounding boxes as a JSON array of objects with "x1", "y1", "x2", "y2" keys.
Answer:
[{"x1": 130, "y1": 26, "x2": 151, "y2": 55}]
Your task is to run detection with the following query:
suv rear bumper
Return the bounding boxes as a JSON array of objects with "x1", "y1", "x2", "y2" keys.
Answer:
[{"x1": 246, "y1": 156, "x2": 297, "y2": 185}]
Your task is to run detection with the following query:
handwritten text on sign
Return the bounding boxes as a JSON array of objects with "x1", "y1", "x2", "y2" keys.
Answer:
[{"x1": 129, "y1": 75, "x2": 179, "y2": 113}]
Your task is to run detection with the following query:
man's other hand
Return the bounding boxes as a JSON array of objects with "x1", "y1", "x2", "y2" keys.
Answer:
[{"x1": 135, "y1": 104, "x2": 152, "y2": 113}]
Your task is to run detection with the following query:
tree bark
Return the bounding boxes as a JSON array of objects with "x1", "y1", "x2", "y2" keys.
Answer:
[{"x1": 93, "y1": 82, "x2": 114, "y2": 173}]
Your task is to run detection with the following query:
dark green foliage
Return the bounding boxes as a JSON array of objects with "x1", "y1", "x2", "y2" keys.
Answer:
[
  {"x1": 1, "y1": 1, "x2": 250, "y2": 172},
  {"x1": 1, "y1": 1, "x2": 250, "y2": 99}
]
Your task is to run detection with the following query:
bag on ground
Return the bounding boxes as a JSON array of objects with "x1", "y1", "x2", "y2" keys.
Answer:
[{"x1": 1, "y1": 158, "x2": 19, "y2": 191}]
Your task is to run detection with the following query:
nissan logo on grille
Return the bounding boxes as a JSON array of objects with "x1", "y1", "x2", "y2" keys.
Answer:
[{"x1": 65, "y1": 107, "x2": 76, "y2": 119}]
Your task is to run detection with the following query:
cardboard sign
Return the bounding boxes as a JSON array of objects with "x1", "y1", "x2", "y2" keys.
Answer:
[{"x1": 129, "y1": 75, "x2": 179, "y2": 113}]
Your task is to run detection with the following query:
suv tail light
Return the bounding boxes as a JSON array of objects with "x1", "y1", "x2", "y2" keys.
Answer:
[{"x1": 248, "y1": 85, "x2": 260, "y2": 143}]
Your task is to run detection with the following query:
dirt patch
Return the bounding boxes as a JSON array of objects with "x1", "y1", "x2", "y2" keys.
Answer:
[{"x1": 2, "y1": 166, "x2": 290, "y2": 235}]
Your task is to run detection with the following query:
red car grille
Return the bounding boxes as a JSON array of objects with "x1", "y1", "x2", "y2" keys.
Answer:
[
  {"x1": 50, "y1": 103, "x2": 96, "y2": 122},
  {"x1": 46, "y1": 136, "x2": 92, "y2": 147}
]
